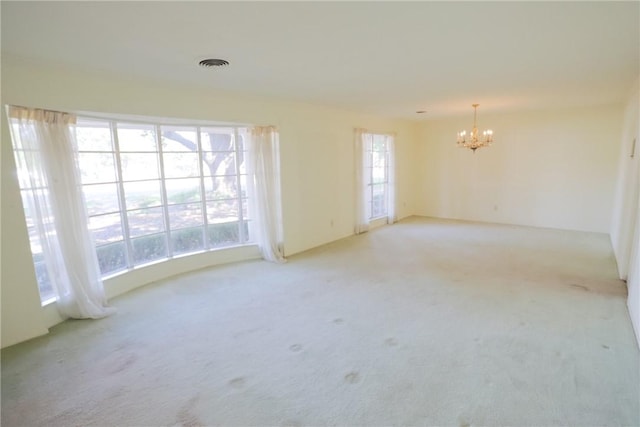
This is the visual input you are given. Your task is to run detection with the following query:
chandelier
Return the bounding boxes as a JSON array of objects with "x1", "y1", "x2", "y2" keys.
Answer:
[{"x1": 457, "y1": 104, "x2": 493, "y2": 152}]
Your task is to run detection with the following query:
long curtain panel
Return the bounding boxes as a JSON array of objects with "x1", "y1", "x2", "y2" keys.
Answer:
[
  {"x1": 248, "y1": 126, "x2": 286, "y2": 263},
  {"x1": 8, "y1": 106, "x2": 115, "y2": 319},
  {"x1": 354, "y1": 128, "x2": 371, "y2": 234}
]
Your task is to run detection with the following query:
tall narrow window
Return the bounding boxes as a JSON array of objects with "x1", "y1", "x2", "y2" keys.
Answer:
[
  {"x1": 161, "y1": 126, "x2": 204, "y2": 255},
  {"x1": 355, "y1": 130, "x2": 395, "y2": 233},
  {"x1": 368, "y1": 134, "x2": 390, "y2": 220},
  {"x1": 200, "y1": 127, "x2": 249, "y2": 248},
  {"x1": 77, "y1": 119, "x2": 127, "y2": 275}
]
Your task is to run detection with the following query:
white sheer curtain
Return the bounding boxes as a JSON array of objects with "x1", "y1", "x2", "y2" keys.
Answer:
[
  {"x1": 354, "y1": 129, "x2": 371, "y2": 234},
  {"x1": 386, "y1": 134, "x2": 397, "y2": 224},
  {"x1": 8, "y1": 106, "x2": 115, "y2": 319},
  {"x1": 248, "y1": 126, "x2": 286, "y2": 263}
]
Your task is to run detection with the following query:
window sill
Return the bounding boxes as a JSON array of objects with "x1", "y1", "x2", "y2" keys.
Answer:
[
  {"x1": 41, "y1": 297, "x2": 57, "y2": 307},
  {"x1": 369, "y1": 216, "x2": 389, "y2": 230},
  {"x1": 100, "y1": 242, "x2": 257, "y2": 282},
  {"x1": 38, "y1": 243, "x2": 261, "y2": 326}
]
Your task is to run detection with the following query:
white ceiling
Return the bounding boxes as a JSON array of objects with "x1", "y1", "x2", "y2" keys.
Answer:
[{"x1": 2, "y1": 1, "x2": 638, "y2": 120}]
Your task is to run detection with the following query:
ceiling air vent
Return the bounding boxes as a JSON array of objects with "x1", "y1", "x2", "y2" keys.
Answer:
[{"x1": 198, "y1": 58, "x2": 229, "y2": 68}]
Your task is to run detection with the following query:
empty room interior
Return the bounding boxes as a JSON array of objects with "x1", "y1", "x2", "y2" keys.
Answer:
[{"x1": 1, "y1": 2, "x2": 639, "y2": 426}]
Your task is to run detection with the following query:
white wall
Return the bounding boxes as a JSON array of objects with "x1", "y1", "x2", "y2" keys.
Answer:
[
  {"x1": 0, "y1": 55, "x2": 419, "y2": 348},
  {"x1": 416, "y1": 105, "x2": 623, "y2": 233},
  {"x1": 610, "y1": 77, "x2": 640, "y2": 346}
]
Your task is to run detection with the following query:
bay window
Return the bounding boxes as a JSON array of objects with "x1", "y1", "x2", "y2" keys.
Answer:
[{"x1": 12, "y1": 114, "x2": 255, "y2": 303}]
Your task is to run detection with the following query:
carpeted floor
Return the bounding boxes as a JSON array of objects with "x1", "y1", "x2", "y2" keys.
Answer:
[{"x1": 2, "y1": 217, "x2": 639, "y2": 426}]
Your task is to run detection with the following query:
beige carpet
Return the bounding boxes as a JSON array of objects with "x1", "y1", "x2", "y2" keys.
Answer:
[{"x1": 2, "y1": 217, "x2": 639, "y2": 426}]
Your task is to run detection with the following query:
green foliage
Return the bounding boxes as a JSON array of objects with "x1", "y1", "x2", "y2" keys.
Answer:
[
  {"x1": 169, "y1": 188, "x2": 199, "y2": 204},
  {"x1": 208, "y1": 222, "x2": 240, "y2": 247},
  {"x1": 172, "y1": 227, "x2": 204, "y2": 253},
  {"x1": 138, "y1": 196, "x2": 160, "y2": 208},
  {"x1": 132, "y1": 234, "x2": 166, "y2": 263},
  {"x1": 96, "y1": 242, "x2": 126, "y2": 274}
]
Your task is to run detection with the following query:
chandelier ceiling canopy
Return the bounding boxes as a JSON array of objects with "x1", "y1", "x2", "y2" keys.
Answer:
[{"x1": 457, "y1": 104, "x2": 493, "y2": 152}]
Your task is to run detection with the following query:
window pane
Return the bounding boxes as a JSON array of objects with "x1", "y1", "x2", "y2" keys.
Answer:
[
  {"x1": 127, "y1": 207, "x2": 165, "y2": 237},
  {"x1": 24, "y1": 189, "x2": 55, "y2": 226},
  {"x1": 241, "y1": 198, "x2": 249, "y2": 220},
  {"x1": 204, "y1": 176, "x2": 238, "y2": 200},
  {"x1": 120, "y1": 153, "x2": 160, "y2": 181},
  {"x1": 202, "y1": 151, "x2": 236, "y2": 176},
  {"x1": 171, "y1": 226, "x2": 204, "y2": 255},
  {"x1": 236, "y1": 130, "x2": 247, "y2": 152},
  {"x1": 168, "y1": 203, "x2": 203, "y2": 230},
  {"x1": 20, "y1": 190, "x2": 54, "y2": 253},
  {"x1": 117, "y1": 124, "x2": 157, "y2": 152},
  {"x1": 89, "y1": 213, "x2": 123, "y2": 245},
  {"x1": 207, "y1": 200, "x2": 239, "y2": 224},
  {"x1": 208, "y1": 222, "x2": 239, "y2": 248},
  {"x1": 201, "y1": 129, "x2": 235, "y2": 152},
  {"x1": 78, "y1": 153, "x2": 117, "y2": 184},
  {"x1": 239, "y1": 175, "x2": 248, "y2": 198},
  {"x1": 163, "y1": 152, "x2": 200, "y2": 178},
  {"x1": 20, "y1": 191, "x2": 41, "y2": 246},
  {"x1": 96, "y1": 241, "x2": 127, "y2": 275},
  {"x1": 124, "y1": 180, "x2": 162, "y2": 210},
  {"x1": 132, "y1": 233, "x2": 167, "y2": 264},
  {"x1": 372, "y1": 166, "x2": 387, "y2": 184},
  {"x1": 84, "y1": 183, "x2": 120, "y2": 216},
  {"x1": 33, "y1": 260, "x2": 55, "y2": 302},
  {"x1": 13, "y1": 150, "x2": 44, "y2": 189},
  {"x1": 161, "y1": 127, "x2": 197, "y2": 152},
  {"x1": 241, "y1": 220, "x2": 251, "y2": 243},
  {"x1": 371, "y1": 184, "x2": 386, "y2": 218},
  {"x1": 238, "y1": 151, "x2": 246, "y2": 174},
  {"x1": 76, "y1": 122, "x2": 113, "y2": 151},
  {"x1": 372, "y1": 135, "x2": 386, "y2": 151},
  {"x1": 372, "y1": 151, "x2": 386, "y2": 168},
  {"x1": 166, "y1": 178, "x2": 201, "y2": 204}
]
